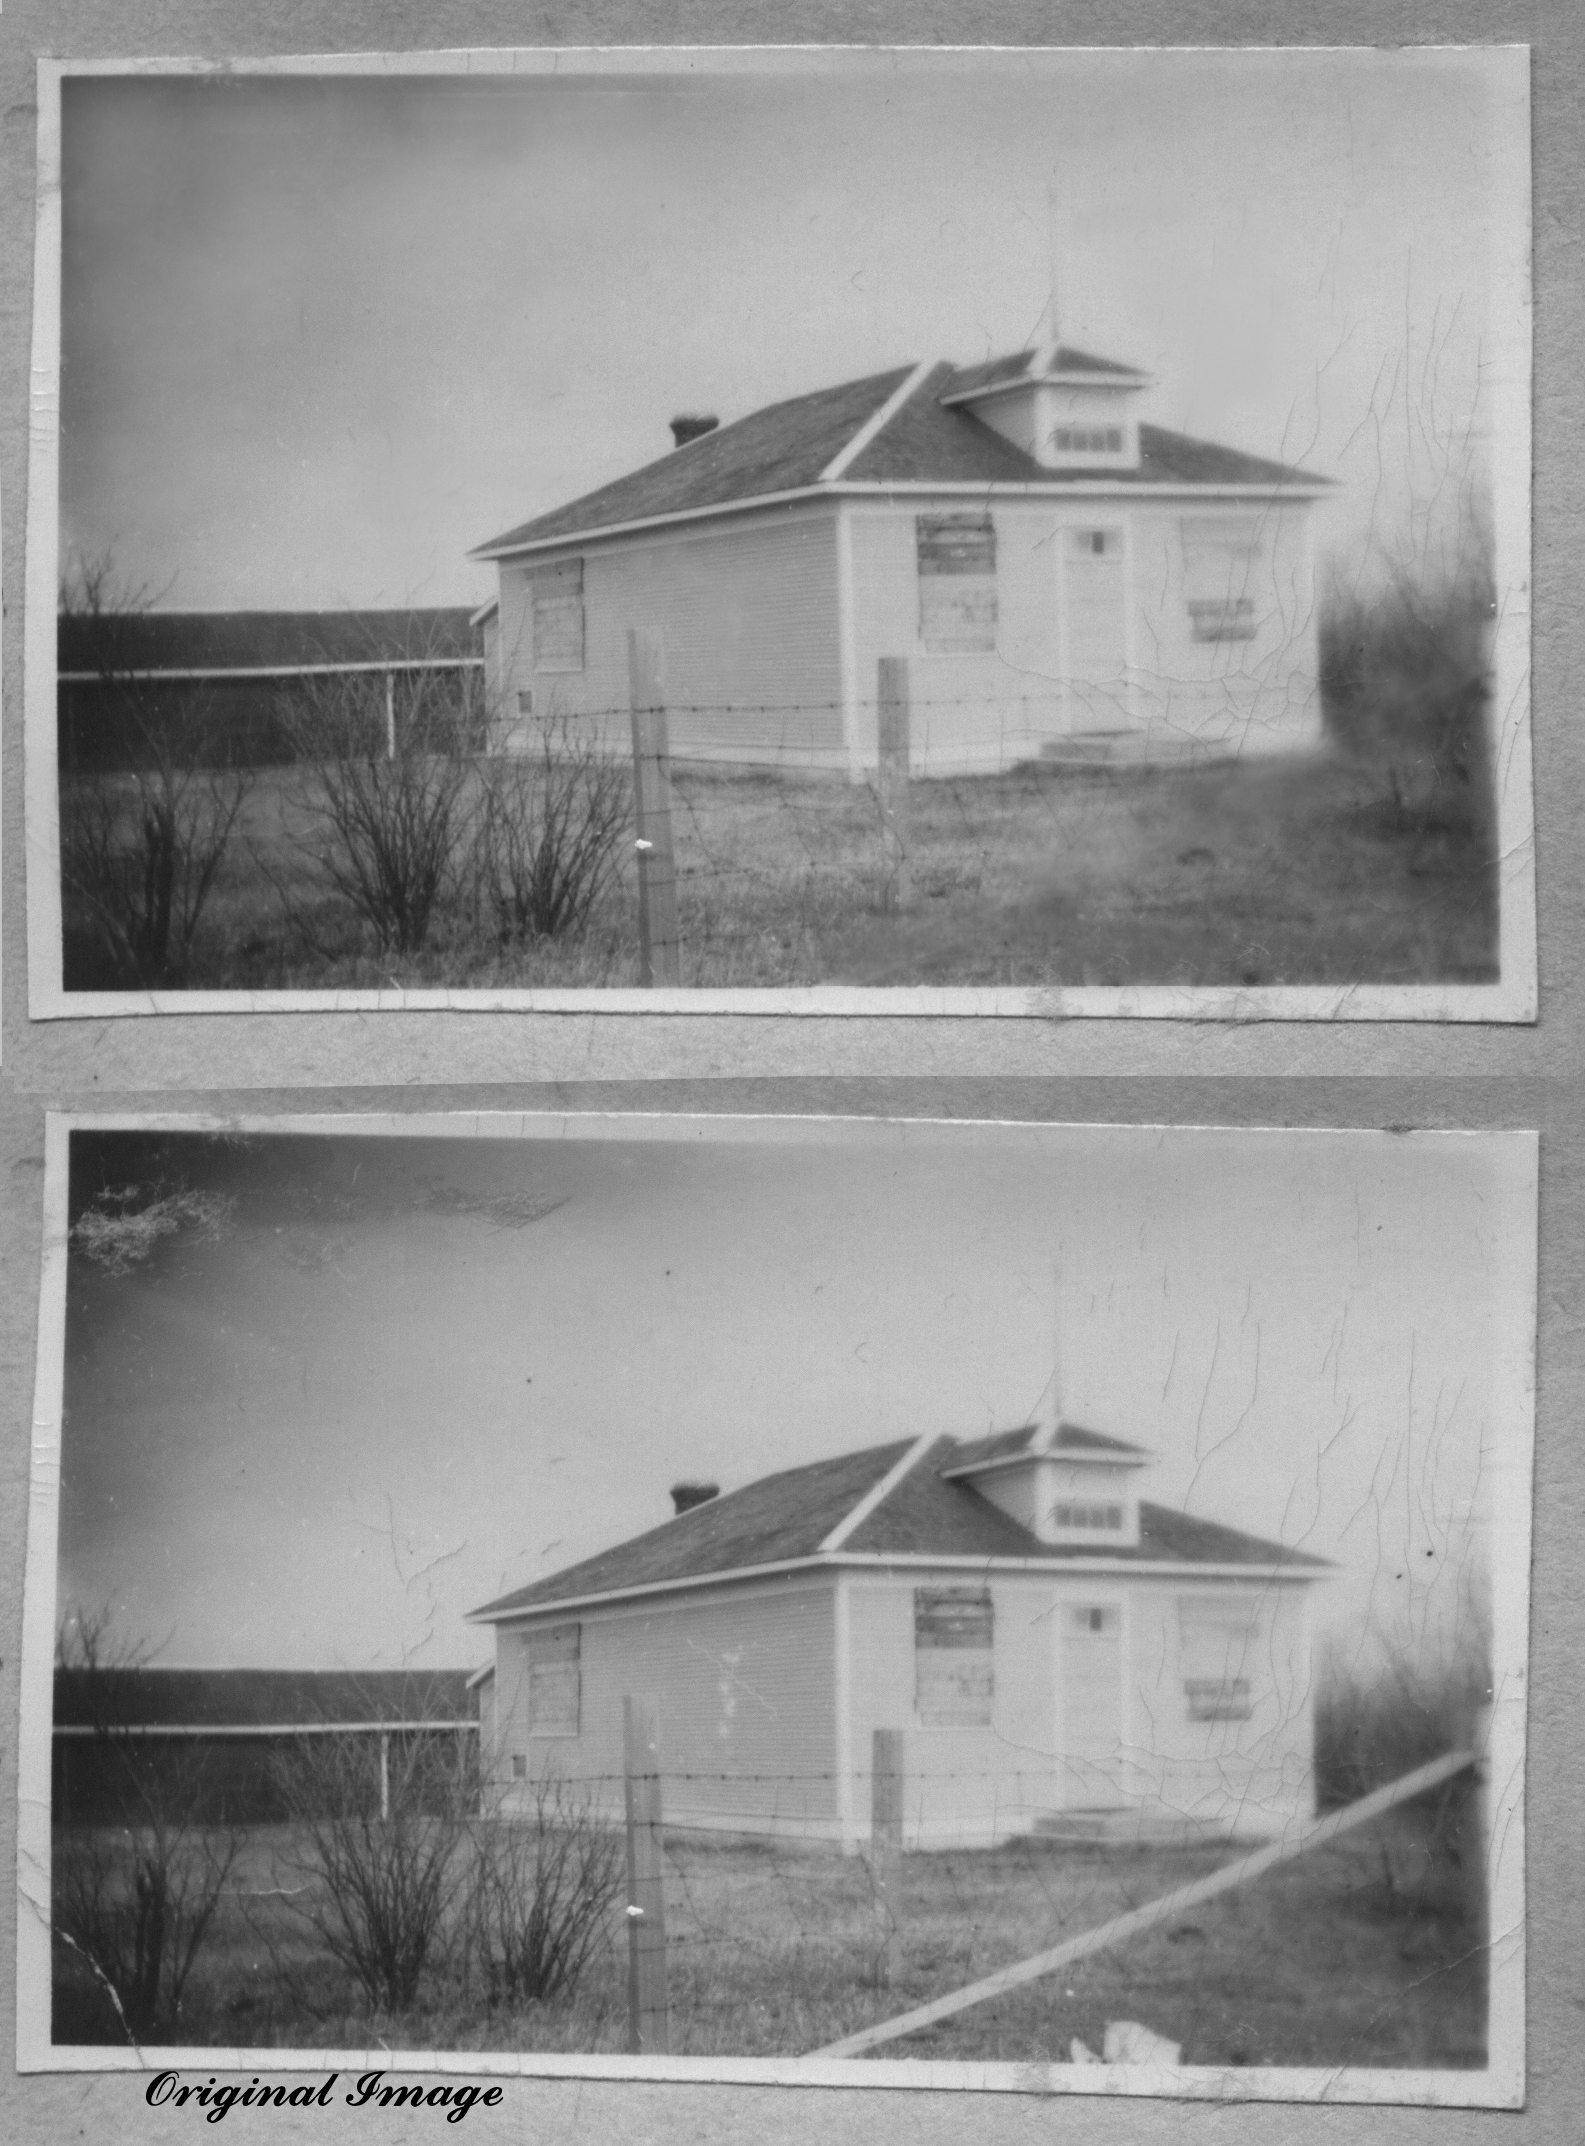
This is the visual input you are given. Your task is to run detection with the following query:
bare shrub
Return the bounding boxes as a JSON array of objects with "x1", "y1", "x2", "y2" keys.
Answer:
[
  {"x1": 58, "y1": 560, "x2": 250, "y2": 988},
  {"x1": 465, "y1": 1773, "x2": 622, "y2": 2008},
  {"x1": 1319, "y1": 550, "x2": 1496, "y2": 835},
  {"x1": 1314, "y1": 1625, "x2": 1491, "y2": 1811},
  {"x1": 279, "y1": 647, "x2": 486, "y2": 956},
  {"x1": 52, "y1": 1611, "x2": 240, "y2": 2043},
  {"x1": 273, "y1": 1728, "x2": 474, "y2": 2015},
  {"x1": 471, "y1": 711, "x2": 631, "y2": 944}
]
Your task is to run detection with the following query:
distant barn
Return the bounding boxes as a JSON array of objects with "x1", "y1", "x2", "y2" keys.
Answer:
[
  {"x1": 52, "y1": 1667, "x2": 480, "y2": 1825},
  {"x1": 57, "y1": 608, "x2": 486, "y2": 771}
]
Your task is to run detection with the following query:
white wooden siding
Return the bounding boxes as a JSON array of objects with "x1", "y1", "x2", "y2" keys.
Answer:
[
  {"x1": 495, "y1": 1578, "x2": 840, "y2": 1838},
  {"x1": 495, "y1": 506, "x2": 844, "y2": 771}
]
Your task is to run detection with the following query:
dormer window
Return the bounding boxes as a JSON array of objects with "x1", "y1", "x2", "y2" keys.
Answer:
[
  {"x1": 942, "y1": 1421, "x2": 1149, "y2": 1547},
  {"x1": 1053, "y1": 1502, "x2": 1124, "y2": 1531},
  {"x1": 1053, "y1": 427, "x2": 1123, "y2": 454},
  {"x1": 940, "y1": 349, "x2": 1149, "y2": 472}
]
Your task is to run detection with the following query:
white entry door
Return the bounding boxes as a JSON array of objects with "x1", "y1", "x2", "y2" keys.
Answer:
[
  {"x1": 1059, "y1": 526, "x2": 1132, "y2": 732},
  {"x1": 1061, "y1": 1602, "x2": 1126, "y2": 1805}
]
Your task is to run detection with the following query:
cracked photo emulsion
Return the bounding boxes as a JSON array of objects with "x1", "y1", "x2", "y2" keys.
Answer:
[
  {"x1": 24, "y1": 44, "x2": 1533, "y2": 1019},
  {"x1": 16, "y1": 1114, "x2": 1534, "y2": 2104}
]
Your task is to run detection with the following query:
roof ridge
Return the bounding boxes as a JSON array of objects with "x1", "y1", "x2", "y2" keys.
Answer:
[
  {"x1": 816, "y1": 1430, "x2": 937, "y2": 1554},
  {"x1": 817, "y1": 358, "x2": 934, "y2": 483}
]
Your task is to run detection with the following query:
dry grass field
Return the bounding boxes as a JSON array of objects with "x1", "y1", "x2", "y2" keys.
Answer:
[
  {"x1": 60, "y1": 749, "x2": 1499, "y2": 994},
  {"x1": 53, "y1": 1792, "x2": 1484, "y2": 2067}
]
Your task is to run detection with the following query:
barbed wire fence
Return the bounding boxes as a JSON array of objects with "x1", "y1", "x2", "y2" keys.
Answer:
[
  {"x1": 525, "y1": 1703, "x2": 1490, "y2": 2064},
  {"x1": 49, "y1": 1693, "x2": 1492, "y2": 2063},
  {"x1": 58, "y1": 621, "x2": 1497, "y2": 991}
]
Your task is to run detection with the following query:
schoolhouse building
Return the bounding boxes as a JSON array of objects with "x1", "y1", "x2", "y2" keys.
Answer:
[
  {"x1": 471, "y1": 342, "x2": 1332, "y2": 776},
  {"x1": 470, "y1": 1421, "x2": 1331, "y2": 1851}
]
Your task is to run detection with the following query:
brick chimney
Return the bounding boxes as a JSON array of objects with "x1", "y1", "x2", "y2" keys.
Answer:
[
  {"x1": 671, "y1": 1480, "x2": 719, "y2": 1515},
  {"x1": 669, "y1": 414, "x2": 719, "y2": 449}
]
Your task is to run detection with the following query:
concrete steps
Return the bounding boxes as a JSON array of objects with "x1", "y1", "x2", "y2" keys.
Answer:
[
  {"x1": 1030, "y1": 1807, "x2": 1227, "y2": 1847},
  {"x1": 1035, "y1": 729, "x2": 1227, "y2": 770}
]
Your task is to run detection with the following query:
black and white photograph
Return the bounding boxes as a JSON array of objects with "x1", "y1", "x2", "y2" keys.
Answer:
[
  {"x1": 24, "y1": 45, "x2": 1533, "y2": 1018},
  {"x1": 16, "y1": 1114, "x2": 1532, "y2": 2102}
]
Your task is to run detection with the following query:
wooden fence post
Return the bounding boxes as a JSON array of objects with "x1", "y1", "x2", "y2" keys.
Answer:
[
  {"x1": 628, "y1": 631, "x2": 682, "y2": 986},
  {"x1": 876, "y1": 659, "x2": 911, "y2": 912},
  {"x1": 623, "y1": 1696, "x2": 670, "y2": 2054},
  {"x1": 870, "y1": 1728, "x2": 904, "y2": 1988},
  {"x1": 383, "y1": 669, "x2": 397, "y2": 761},
  {"x1": 1468, "y1": 1698, "x2": 1495, "y2": 1943},
  {"x1": 378, "y1": 1731, "x2": 390, "y2": 1822}
]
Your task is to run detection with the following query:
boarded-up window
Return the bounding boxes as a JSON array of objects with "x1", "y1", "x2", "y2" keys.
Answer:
[
  {"x1": 1181, "y1": 518, "x2": 1264, "y2": 643},
  {"x1": 916, "y1": 513, "x2": 997, "y2": 653},
  {"x1": 1178, "y1": 1596, "x2": 1261, "y2": 1722},
  {"x1": 523, "y1": 1623, "x2": 581, "y2": 1737},
  {"x1": 914, "y1": 1585, "x2": 994, "y2": 1726},
  {"x1": 532, "y1": 559, "x2": 584, "y2": 672}
]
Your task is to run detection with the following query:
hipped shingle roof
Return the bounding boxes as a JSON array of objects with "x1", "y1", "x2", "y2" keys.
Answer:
[
  {"x1": 473, "y1": 1430, "x2": 1329, "y2": 1621},
  {"x1": 473, "y1": 347, "x2": 1329, "y2": 558}
]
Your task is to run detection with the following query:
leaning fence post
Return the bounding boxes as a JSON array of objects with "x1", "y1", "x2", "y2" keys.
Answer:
[
  {"x1": 624, "y1": 1696, "x2": 670, "y2": 2054},
  {"x1": 870, "y1": 1727, "x2": 904, "y2": 1988},
  {"x1": 627, "y1": 631, "x2": 682, "y2": 986},
  {"x1": 876, "y1": 658, "x2": 912, "y2": 912}
]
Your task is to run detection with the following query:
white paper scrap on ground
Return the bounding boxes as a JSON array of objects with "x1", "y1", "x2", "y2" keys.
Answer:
[{"x1": 1103, "y1": 2021, "x2": 1183, "y2": 2065}]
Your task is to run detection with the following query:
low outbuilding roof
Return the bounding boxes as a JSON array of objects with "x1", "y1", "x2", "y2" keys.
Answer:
[
  {"x1": 472, "y1": 1430, "x2": 1330, "y2": 1621},
  {"x1": 53, "y1": 1667, "x2": 479, "y2": 1732},
  {"x1": 57, "y1": 607, "x2": 483, "y2": 679},
  {"x1": 472, "y1": 346, "x2": 1331, "y2": 559}
]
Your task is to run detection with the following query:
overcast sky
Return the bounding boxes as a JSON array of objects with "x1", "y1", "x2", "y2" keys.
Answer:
[
  {"x1": 57, "y1": 48, "x2": 1521, "y2": 613},
  {"x1": 53, "y1": 1120, "x2": 1531, "y2": 1679}
]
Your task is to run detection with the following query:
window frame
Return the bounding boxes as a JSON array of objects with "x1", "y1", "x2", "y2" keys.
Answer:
[
  {"x1": 915, "y1": 511, "x2": 998, "y2": 655},
  {"x1": 1180, "y1": 517, "x2": 1265, "y2": 644},
  {"x1": 913, "y1": 1583, "x2": 996, "y2": 1729},
  {"x1": 530, "y1": 558, "x2": 585, "y2": 675},
  {"x1": 521, "y1": 1622, "x2": 582, "y2": 1739},
  {"x1": 1177, "y1": 1594, "x2": 1262, "y2": 1724}
]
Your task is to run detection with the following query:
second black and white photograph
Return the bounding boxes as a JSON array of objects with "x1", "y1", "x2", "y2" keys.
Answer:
[{"x1": 16, "y1": 1113, "x2": 1532, "y2": 2103}]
